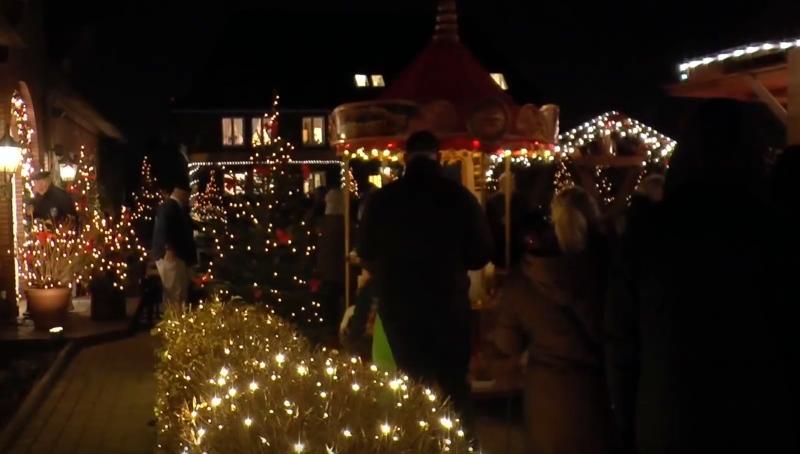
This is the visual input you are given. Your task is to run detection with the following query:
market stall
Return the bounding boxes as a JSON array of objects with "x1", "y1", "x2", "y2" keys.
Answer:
[
  {"x1": 669, "y1": 38, "x2": 800, "y2": 144},
  {"x1": 556, "y1": 111, "x2": 675, "y2": 217}
]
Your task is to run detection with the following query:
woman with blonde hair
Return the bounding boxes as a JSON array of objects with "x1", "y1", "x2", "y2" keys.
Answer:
[{"x1": 491, "y1": 186, "x2": 617, "y2": 454}]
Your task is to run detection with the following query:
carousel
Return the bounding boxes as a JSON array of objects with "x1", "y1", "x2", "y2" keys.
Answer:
[
  {"x1": 329, "y1": 0, "x2": 562, "y2": 397},
  {"x1": 330, "y1": 0, "x2": 559, "y2": 314}
]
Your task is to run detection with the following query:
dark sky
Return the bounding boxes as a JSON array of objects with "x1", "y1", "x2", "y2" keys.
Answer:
[{"x1": 44, "y1": 0, "x2": 800, "y2": 144}]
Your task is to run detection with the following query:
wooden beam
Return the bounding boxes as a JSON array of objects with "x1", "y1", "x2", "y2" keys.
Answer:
[
  {"x1": 788, "y1": 48, "x2": 800, "y2": 145},
  {"x1": 610, "y1": 168, "x2": 642, "y2": 215},
  {"x1": 572, "y1": 155, "x2": 645, "y2": 168},
  {"x1": 748, "y1": 75, "x2": 788, "y2": 125}
]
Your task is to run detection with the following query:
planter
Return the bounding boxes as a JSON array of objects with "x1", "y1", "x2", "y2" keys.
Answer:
[
  {"x1": 24, "y1": 287, "x2": 72, "y2": 331},
  {"x1": 89, "y1": 273, "x2": 126, "y2": 321}
]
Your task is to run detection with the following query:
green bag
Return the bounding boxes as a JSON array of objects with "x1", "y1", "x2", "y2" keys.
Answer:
[{"x1": 371, "y1": 314, "x2": 396, "y2": 371}]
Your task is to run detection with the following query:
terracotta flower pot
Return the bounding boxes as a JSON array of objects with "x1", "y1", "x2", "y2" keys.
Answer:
[{"x1": 24, "y1": 287, "x2": 72, "y2": 331}]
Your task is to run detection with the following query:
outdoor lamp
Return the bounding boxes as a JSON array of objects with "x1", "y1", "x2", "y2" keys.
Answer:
[
  {"x1": 59, "y1": 162, "x2": 77, "y2": 183},
  {"x1": 0, "y1": 129, "x2": 22, "y2": 198}
]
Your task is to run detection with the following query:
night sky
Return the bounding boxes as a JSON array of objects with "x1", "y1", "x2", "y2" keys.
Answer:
[{"x1": 43, "y1": 0, "x2": 800, "y2": 157}]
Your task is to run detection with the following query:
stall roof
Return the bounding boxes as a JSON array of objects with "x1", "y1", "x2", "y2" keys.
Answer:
[
  {"x1": 0, "y1": 14, "x2": 25, "y2": 48},
  {"x1": 669, "y1": 37, "x2": 799, "y2": 103}
]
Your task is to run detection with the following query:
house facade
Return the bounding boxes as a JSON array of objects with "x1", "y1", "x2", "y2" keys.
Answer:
[{"x1": 0, "y1": 0, "x2": 122, "y2": 320}]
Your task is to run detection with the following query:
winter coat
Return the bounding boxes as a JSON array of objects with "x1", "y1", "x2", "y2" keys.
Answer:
[
  {"x1": 151, "y1": 198, "x2": 197, "y2": 266},
  {"x1": 494, "y1": 248, "x2": 617, "y2": 454},
  {"x1": 358, "y1": 157, "x2": 493, "y2": 381},
  {"x1": 317, "y1": 214, "x2": 345, "y2": 285},
  {"x1": 32, "y1": 184, "x2": 77, "y2": 223},
  {"x1": 606, "y1": 180, "x2": 798, "y2": 454}
]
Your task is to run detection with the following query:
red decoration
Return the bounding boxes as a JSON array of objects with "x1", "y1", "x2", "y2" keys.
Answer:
[
  {"x1": 301, "y1": 165, "x2": 311, "y2": 180},
  {"x1": 275, "y1": 229, "x2": 292, "y2": 245},
  {"x1": 309, "y1": 278, "x2": 321, "y2": 293},
  {"x1": 35, "y1": 231, "x2": 55, "y2": 243}
]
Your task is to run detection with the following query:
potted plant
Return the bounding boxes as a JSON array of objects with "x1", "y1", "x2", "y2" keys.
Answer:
[{"x1": 19, "y1": 220, "x2": 86, "y2": 330}]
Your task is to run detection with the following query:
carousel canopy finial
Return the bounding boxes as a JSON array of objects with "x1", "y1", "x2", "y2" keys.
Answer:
[{"x1": 434, "y1": 0, "x2": 459, "y2": 43}]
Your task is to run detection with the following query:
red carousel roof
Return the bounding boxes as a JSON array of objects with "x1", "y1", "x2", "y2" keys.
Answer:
[
  {"x1": 329, "y1": 0, "x2": 558, "y2": 155},
  {"x1": 379, "y1": 10, "x2": 515, "y2": 125}
]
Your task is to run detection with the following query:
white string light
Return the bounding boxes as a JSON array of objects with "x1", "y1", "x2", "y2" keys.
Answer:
[{"x1": 677, "y1": 37, "x2": 800, "y2": 80}]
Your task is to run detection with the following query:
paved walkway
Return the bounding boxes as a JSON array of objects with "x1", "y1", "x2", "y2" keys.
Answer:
[{"x1": 8, "y1": 333, "x2": 156, "y2": 454}]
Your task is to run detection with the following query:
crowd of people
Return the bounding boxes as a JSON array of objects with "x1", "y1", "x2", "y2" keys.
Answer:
[
  {"x1": 125, "y1": 98, "x2": 798, "y2": 453},
  {"x1": 328, "y1": 99, "x2": 799, "y2": 453}
]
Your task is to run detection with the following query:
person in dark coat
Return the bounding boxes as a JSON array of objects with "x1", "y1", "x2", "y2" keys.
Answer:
[
  {"x1": 358, "y1": 131, "x2": 493, "y2": 427},
  {"x1": 605, "y1": 99, "x2": 797, "y2": 454},
  {"x1": 768, "y1": 145, "x2": 800, "y2": 423},
  {"x1": 152, "y1": 184, "x2": 197, "y2": 310},
  {"x1": 31, "y1": 171, "x2": 77, "y2": 223},
  {"x1": 493, "y1": 187, "x2": 618, "y2": 454}
]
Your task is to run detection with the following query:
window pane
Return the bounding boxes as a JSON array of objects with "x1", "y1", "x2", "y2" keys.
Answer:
[
  {"x1": 302, "y1": 117, "x2": 311, "y2": 144},
  {"x1": 253, "y1": 167, "x2": 268, "y2": 194},
  {"x1": 223, "y1": 171, "x2": 236, "y2": 195},
  {"x1": 234, "y1": 172, "x2": 246, "y2": 195},
  {"x1": 368, "y1": 174, "x2": 382, "y2": 188},
  {"x1": 251, "y1": 117, "x2": 273, "y2": 146},
  {"x1": 490, "y1": 73, "x2": 508, "y2": 90},
  {"x1": 354, "y1": 74, "x2": 368, "y2": 87},
  {"x1": 222, "y1": 118, "x2": 232, "y2": 145},
  {"x1": 371, "y1": 74, "x2": 385, "y2": 87},
  {"x1": 233, "y1": 118, "x2": 244, "y2": 145},
  {"x1": 313, "y1": 117, "x2": 324, "y2": 144}
]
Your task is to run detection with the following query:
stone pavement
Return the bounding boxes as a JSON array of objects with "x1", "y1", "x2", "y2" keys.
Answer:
[{"x1": 8, "y1": 333, "x2": 156, "y2": 454}]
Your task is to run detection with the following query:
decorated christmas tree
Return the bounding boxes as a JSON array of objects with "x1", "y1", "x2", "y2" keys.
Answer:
[
  {"x1": 199, "y1": 139, "x2": 321, "y2": 331},
  {"x1": 191, "y1": 170, "x2": 226, "y2": 223},
  {"x1": 69, "y1": 147, "x2": 144, "y2": 291},
  {"x1": 132, "y1": 156, "x2": 159, "y2": 221}
]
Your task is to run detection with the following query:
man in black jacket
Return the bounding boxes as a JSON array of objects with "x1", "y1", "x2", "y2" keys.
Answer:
[
  {"x1": 32, "y1": 171, "x2": 77, "y2": 223},
  {"x1": 151, "y1": 184, "x2": 197, "y2": 310},
  {"x1": 358, "y1": 131, "x2": 493, "y2": 426}
]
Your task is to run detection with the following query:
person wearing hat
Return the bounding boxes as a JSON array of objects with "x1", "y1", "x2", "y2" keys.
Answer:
[
  {"x1": 32, "y1": 170, "x2": 77, "y2": 223},
  {"x1": 357, "y1": 130, "x2": 493, "y2": 433}
]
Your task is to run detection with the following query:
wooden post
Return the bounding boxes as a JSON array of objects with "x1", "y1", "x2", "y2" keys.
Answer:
[
  {"x1": 788, "y1": 48, "x2": 800, "y2": 145},
  {"x1": 343, "y1": 155, "x2": 352, "y2": 310},
  {"x1": 748, "y1": 76, "x2": 788, "y2": 125},
  {"x1": 503, "y1": 154, "x2": 512, "y2": 271}
]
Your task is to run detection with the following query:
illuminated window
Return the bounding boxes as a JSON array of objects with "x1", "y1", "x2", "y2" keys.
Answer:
[
  {"x1": 302, "y1": 117, "x2": 325, "y2": 146},
  {"x1": 355, "y1": 74, "x2": 385, "y2": 87},
  {"x1": 253, "y1": 168, "x2": 269, "y2": 195},
  {"x1": 490, "y1": 73, "x2": 508, "y2": 90},
  {"x1": 354, "y1": 74, "x2": 369, "y2": 87},
  {"x1": 222, "y1": 117, "x2": 244, "y2": 146},
  {"x1": 223, "y1": 171, "x2": 246, "y2": 195},
  {"x1": 370, "y1": 74, "x2": 385, "y2": 87},
  {"x1": 251, "y1": 117, "x2": 274, "y2": 146},
  {"x1": 368, "y1": 174, "x2": 382, "y2": 188}
]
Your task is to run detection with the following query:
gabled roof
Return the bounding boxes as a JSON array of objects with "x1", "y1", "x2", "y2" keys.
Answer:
[
  {"x1": 559, "y1": 111, "x2": 676, "y2": 165},
  {"x1": 49, "y1": 72, "x2": 125, "y2": 140}
]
